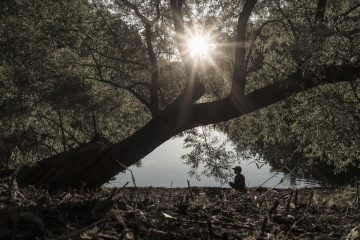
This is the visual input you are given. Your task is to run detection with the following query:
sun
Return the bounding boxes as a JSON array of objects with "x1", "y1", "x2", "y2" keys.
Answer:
[{"x1": 187, "y1": 35, "x2": 212, "y2": 58}]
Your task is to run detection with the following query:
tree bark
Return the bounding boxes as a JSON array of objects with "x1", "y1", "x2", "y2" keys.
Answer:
[{"x1": 232, "y1": 0, "x2": 257, "y2": 96}]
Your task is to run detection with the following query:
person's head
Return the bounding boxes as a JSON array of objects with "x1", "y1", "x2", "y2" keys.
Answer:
[{"x1": 233, "y1": 166, "x2": 242, "y2": 174}]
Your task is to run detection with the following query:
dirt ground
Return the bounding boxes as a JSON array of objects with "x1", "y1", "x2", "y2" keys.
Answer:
[{"x1": 0, "y1": 182, "x2": 359, "y2": 239}]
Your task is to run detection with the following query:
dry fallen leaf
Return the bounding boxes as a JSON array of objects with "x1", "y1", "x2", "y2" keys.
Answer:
[{"x1": 162, "y1": 212, "x2": 176, "y2": 219}]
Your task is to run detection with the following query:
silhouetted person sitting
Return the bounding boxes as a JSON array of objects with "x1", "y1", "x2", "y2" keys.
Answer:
[{"x1": 229, "y1": 166, "x2": 246, "y2": 192}]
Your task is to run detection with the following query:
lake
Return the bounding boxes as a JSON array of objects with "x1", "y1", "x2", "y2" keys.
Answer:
[{"x1": 109, "y1": 130, "x2": 321, "y2": 188}]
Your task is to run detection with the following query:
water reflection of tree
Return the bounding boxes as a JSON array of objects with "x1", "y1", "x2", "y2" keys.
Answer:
[
  {"x1": 265, "y1": 154, "x2": 359, "y2": 186},
  {"x1": 180, "y1": 126, "x2": 237, "y2": 184},
  {"x1": 181, "y1": 126, "x2": 359, "y2": 186}
]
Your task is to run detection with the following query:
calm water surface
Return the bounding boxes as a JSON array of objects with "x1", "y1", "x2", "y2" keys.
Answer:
[{"x1": 109, "y1": 133, "x2": 320, "y2": 188}]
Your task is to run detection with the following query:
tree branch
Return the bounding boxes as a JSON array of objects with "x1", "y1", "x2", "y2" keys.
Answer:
[
  {"x1": 88, "y1": 46, "x2": 147, "y2": 69},
  {"x1": 89, "y1": 52, "x2": 156, "y2": 115},
  {"x1": 34, "y1": 114, "x2": 83, "y2": 145},
  {"x1": 276, "y1": 1, "x2": 298, "y2": 41},
  {"x1": 144, "y1": 24, "x2": 160, "y2": 115},
  {"x1": 80, "y1": 63, "x2": 131, "y2": 78},
  {"x1": 91, "y1": 53, "x2": 105, "y2": 82},
  {"x1": 118, "y1": 0, "x2": 161, "y2": 115},
  {"x1": 187, "y1": 65, "x2": 360, "y2": 129},
  {"x1": 118, "y1": 0, "x2": 160, "y2": 25},
  {"x1": 334, "y1": 2, "x2": 360, "y2": 22},
  {"x1": 315, "y1": 0, "x2": 327, "y2": 22},
  {"x1": 231, "y1": 0, "x2": 257, "y2": 97},
  {"x1": 169, "y1": 0, "x2": 206, "y2": 120},
  {"x1": 89, "y1": 77, "x2": 152, "y2": 112},
  {"x1": 170, "y1": 0, "x2": 187, "y2": 62},
  {"x1": 245, "y1": 19, "x2": 280, "y2": 80}
]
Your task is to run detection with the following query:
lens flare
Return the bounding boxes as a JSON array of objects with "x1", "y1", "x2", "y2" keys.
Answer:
[{"x1": 187, "y1": 35, "x2": 212, "y2": 58}]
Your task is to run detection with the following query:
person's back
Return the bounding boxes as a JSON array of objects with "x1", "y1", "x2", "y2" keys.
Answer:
[
  {"x1": 234, "y1": 173, "x2": 246, "y2": 190},
  {"x1": 229, "y1": 166, "x2": 246, "y2": 192}
]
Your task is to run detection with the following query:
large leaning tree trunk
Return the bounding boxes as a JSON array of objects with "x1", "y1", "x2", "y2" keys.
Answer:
[{"x1": 3, "y1": 0, "x2": 360, "y2": 191}]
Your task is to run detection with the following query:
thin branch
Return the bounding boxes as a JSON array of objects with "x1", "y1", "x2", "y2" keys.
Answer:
[
  {"x1": 117, "y1": 0, "x2": 161, "y2": 115},
  {"x1": 276, "y1": 1, "x2": 298, "y2": 41},
  {"x1": 118, "y1": 0, "x2": 160, "y2": 26},
  {"x1": 245, "y1": 19, "x2": 281, "y2": 71},
  {"x1": 91, "y1": 53, "x2": 105, "y2": 82},
  {"x1": 88, "y1": 47, "x2": 147, "y2": 69},
  {"x1": 201, "y1": 127, "x2": 212, "y2": 157},
  {"x1": 90, "y1": 0, "x2": 128, "y2": 59},
  {"x1": 115, "y1": 160, "x2": 138, "y2": 192},
  {"x1": 80, "y1": 63, "x2": 131, "y2": 78},
  {"x1": 334, "y1": 2, "x2": 360, "y2": 22},
  {"x1": 91, "y1": 53, "x2": 155, "y2": 113},
  {"x1": 56, "y1": 105, "x2": 67, "y2": 152},
  {"x1": 91, "y1": 106, "x2": 98, "y2": 136},
  {"x1": 89, "y1": 1, "x2": 148, "y2": 71},
  {"x1": 285, "y1": 214, "x2": 307, "y2": 239},
  {"x1": 89, "y1": 77, "x2": 152, "y2": 110},
  {"x1": 34, "y1": 114, "x2": 83, "y2": 145},
  {"x1": 349, "y1": 81, "x2": 360, "y2": 103}
]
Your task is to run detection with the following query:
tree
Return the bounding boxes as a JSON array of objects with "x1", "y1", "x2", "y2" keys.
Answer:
[
  {"x1": 0, "y1": 0, "x2": 150, "y2": 167},
  {"x1": 1, "y1": 0, "x2": 359, "y2": 190},
  {"x1": 221, "y1": 0, "x2": 360, "y2": 182},
  {"x1": 223, "y1": 82, "x2": 360, "y2": 182}
]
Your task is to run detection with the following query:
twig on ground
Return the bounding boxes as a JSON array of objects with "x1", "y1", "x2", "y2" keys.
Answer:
[
  {"x1": 294, "y1": 189, "x2": 298, "y2": 208},
  {"x1": 260, "y1": 216, "x2": 268, "y2": 235},
  {"x1": 286, "y1": 190, "x2": 294, "y2": 212},
  {"x1": 187, "y1": 179, "x2": 194, "y2": 201},
  {"x1": 285, "y1": 214, "x2": 307, "y2": 239},
  {"x1": 207, "y1": 219, "x2": 214, "y2": 240},
  {"x1": 307, "y1": 190, "x2": 314, "y2": 209},
  {"x1": 115, "y1": 160, "x2": 138, "y2": 193}
]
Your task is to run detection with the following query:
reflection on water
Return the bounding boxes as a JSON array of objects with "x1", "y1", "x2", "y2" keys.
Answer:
[{"x1": 109, "y1": 134, "x2": 322, "y2": 188}]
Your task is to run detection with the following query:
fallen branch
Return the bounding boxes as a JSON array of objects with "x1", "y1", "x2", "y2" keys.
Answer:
[
  {"x1": 115, "y1": 160, "x2": 138, "y2": 193},
  {"x1": 285, "y1": 214, "x2": 307, "y2": 239},
  {"x1": 286, "y1": 190, "x2": 294, "y2": 212}
]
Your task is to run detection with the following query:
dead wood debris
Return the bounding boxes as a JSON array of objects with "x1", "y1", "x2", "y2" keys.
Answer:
[{"x1": 0, "y1": 182, "x2": 359, "y2": 239}]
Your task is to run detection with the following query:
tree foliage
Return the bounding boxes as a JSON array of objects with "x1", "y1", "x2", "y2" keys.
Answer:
[
  {"x1": 221, "y1": 0, "x2": 360, "y2": 177},
  {"x1": 0, "y1": 0, "x2": 151, "y2": 167}
]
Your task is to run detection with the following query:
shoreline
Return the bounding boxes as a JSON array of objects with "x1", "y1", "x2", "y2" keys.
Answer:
[{"x1": 1, "y1": 185, "x2": 359, "y2": 239}]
